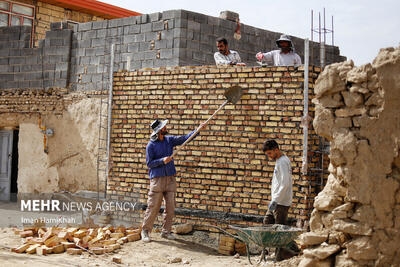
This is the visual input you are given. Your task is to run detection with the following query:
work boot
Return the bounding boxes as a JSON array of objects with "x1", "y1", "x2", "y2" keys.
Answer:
[
  {"x1": 141, "y1": 229, "x2": 151, "y2": 242},
  {"x1": 160, "y1": 232, "x2": 176, "y2": 240}
]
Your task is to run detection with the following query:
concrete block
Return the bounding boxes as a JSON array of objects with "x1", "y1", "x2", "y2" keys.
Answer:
[
  {"x1": 20, "y1": 65, "x2": 32, "y2": 72},
  {"x1": 122, "y1": 16, "x2": 138, "y2": 26},
  {"x1": 127, "y1": 43, "x2": 139, "y2": 53},
  {"x1": 149, "y1": 12, "x2": 161, "y2": 22},
  {"x1": 79, "y1": 56, "x2": 91, "y2": 65},
  {"x1": 187, "y1": 40, "x2": 200, "y2": 50},
  {"x1": 144, "y1": 50, "x2": 157, "y2": 60},
  {"x1": 9, "y1": 57, "x2": 25, "y2": 65},
  {"x1": 18, "y1": 81, "x2": 30, "y2": 88},
  {"x1": 95, "y1": 47, "x2": 105, "y2": 56},
  {"x1": 141, "y1": 23, "x2": 152, "y2": 33},
  {"x1": 173, "y1": 38, "x2": 186, "y2": 48},
  {"x1": 152, "y1": 21, "x2": 164, "y2": 31},
  {"x1": 158, "y1": 30, "x2": 174, "y2": 41},
  {"x1": 109, "y1": 18, "x2": 123, "y2": 28},
  {"x1": 123, "y1": 35, "x2": 136, "y2": 44},
  {"x1": 134, "y1": 33, "x2": 145, "y2": 42},
  {"x1": 56, "y1": 62, "x2": 69, "y2": 71},
  {"x1": 139, "y1": 42, "x2": 150, "y2": 51},
  {"x1": 193, "y1": 51, "x2": 206, "y2": 62},
  {"x1": 92, "y1": 20, "x2": 108, "y2": 30},
  {"x1": 201, "y1": 24, "x2": 214, "y2": 35},
  {"x1": 162, "y1": 10, "x2": 184, "y2": 20},
  {"x1": 0, "y1": 74, "x2": 14, "y2": 82},
  {"x1": 188, "y1": 20, "x2": 201, "y2": 31},
  {"x1": 145, "y1": 32, "x2": 157, "y2": 42},
  {"x1": 0, "y1": 48, "x2": 10, "y2": 57},
  {"x1": 85, "y1": 48, "x2": 96, "y2": 57},
  {"x1": 139, "y1": 14, "x2": 149, "y2": 24},
  {"x1": 50, "y1": 38, "x2": 64, "y2": 46},
  {"x1": 0, "y1": 65, "x2": 10, "y2": 72},
  {"x1": 90, "y1": 56, "x2": 101, "y2": 65},
  {"x1": 54, "y1": 79, "x2": 67, "y2": 88},
  {"x1": 133, "y1": 52, "x2": 144, "y2": 61},
  {"x1": 30, "y1": 80, "x2": 43, "y2": 88},
  {"x1": 82, "y1": 30, "x2": 97, "y2": 39},
  {"x1": 127, "y1": 25, "x2": 140, "y2": 34},
  {"x1": 142, "y1": 60, "x2": 154, "y2": 68},
  {"x1": 6, "y1": 81, "x2": 18, "y2": 88},
  {"x1": 97, "y1": 29, "x2": 107, "y2": 38},
  {"x1": 187, "y1": 11, "x2": 207, "y2": 24},
  {"x1": 92, "y1": 38, "x2": 105, "y2": 47},
  {"x1": 160, "y1": 49, "x2": 173, "y2": 59},
  {"x1": 78, "y1": 22, "x2": 92, "y2": 32}
]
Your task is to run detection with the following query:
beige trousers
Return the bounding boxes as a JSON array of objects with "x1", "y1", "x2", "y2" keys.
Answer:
[{"x1": 142, "y1": 175, "x2": 176, "y2": 234}]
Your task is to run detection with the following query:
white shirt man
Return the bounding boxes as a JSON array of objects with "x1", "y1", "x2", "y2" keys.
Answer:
[
  {"x1": 214, "y1": 37, "x2": 244, "y2": 66},
  {"x1": 256, "y1": 34, "x2": 302, "y2": 66}
]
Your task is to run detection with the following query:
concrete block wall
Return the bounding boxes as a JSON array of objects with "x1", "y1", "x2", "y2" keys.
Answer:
[
  {"x1": 0, "y1": 25, "x2": 72, "y2": 89},
  {"x1": 108, "y1": 65, "x2": 323, "y2": 227},
  {"x1": 0, "y1": 10, "x2": 345, "y2": 91}
]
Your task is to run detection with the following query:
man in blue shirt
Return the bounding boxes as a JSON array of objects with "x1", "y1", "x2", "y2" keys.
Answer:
[{"x1": 141, "y1": 119, "x2": 202, "y2": 242}]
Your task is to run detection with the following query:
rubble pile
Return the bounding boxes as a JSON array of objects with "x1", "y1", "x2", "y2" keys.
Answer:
[
  {"x1": 297, "y1": 46, "x2": 400, "y2": 266},
  {"x1": 12, "y1": 225, "x2": 141, "y2": 256}
]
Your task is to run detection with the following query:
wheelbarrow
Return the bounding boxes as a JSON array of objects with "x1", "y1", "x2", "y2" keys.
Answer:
[{"x1": 209, "y1": 224, "x2": 303, "y2": 264}]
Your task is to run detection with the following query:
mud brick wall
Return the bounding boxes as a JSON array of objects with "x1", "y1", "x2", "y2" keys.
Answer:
[{"x1": 108, "y1": 65, "x2": 323, "y2": 227}]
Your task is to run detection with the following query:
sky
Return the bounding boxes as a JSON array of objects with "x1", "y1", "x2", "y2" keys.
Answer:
[{"x1": 101, "y1": 0, "x2": 400, "y2": 66}]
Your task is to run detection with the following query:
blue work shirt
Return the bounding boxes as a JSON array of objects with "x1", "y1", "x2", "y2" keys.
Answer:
[{"x1": 146, "y1": 131, "x2": 195, "y2": 179}]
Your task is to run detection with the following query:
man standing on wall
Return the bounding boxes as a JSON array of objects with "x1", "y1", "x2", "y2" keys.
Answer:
[
  {"x1": 262, "y1": 139, "x2": 298, "y2": 261},
  {"x1": 141, "y1": 119, "x2": 203, "y2": 242},
  {"x1": 214, "y1": 37, "x2": 245, "y2": 66},
  {"x1": 256, "y1": 34, "x2": 302, "y2": 66}
]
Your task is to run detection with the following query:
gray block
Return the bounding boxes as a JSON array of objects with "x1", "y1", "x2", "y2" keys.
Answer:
[
  {"x1": 201, "y1": 24, "x2": 214, "y2": 35},
  {"x1": 173, "y1": 38, "x2": 186, "y2": 48},
  {"x1": 127, "y1": 25, "x2": 140, "y2": 34},
  {"x1": 122, "y1": 16, "x2": 138, "y2": 26},
  {"x1": 142, "y1": 60, "x2": 154, "y2": 68},
  {"x1": 97, "y1": 29, "x2": 107, "y2": 38},
  {"x1": 193, "y1": 51, "x2": 205, "y2": 62},
  {"x1": 18, "y1": 81, "x2": 30, "y2": 88},
  {"x1": 90, "y1": 56, "x2": 100, "y2": 65},
  {"x1": 162, "y1": 10, "x2": 180, "y2": 20},
  {"x1": 92, "y1": 38, "x2": 106, "y2": 47},
  {"x1": 129, "y1": 60, "x2": 141, "y2": 70},
  {"x1": 54, "y1": 79, "x2": 67, "y2": 88},
  {"x1": 141, "y1": 23, "x2": 152, "y2": 33},
  {"x1": 82, "y1": 30, "x2": 97, "y2": 39},
  {"x1": 0, "y1": 74, "x2": 14, "y2": 81},
  {"x1": 95, "y1": 47, "x2": 105, "y2": 56},
  {"x1": 30, "y1": 80, "x2": 43, "y2": 88},
  {"x1": 123, "y1": 35, "x2": 136, "y2": 44},
  {"x1": 79, "y1": 56, "x2": 91, "y2": 65},
  {"x1": 9, "y1": 57, "x2": 25, "y2": 64},
  {"x1": 20, "y1": 65, "x2": 32, "y2": 72},
  {"x1": 50, "y1": 39, "x2": 64, "y2": 46},
  {"x1": 6, "y1": 81, "x2": 18, "y2": 88},
  {"x1": 139, "y1": 42, "x2": 150, "y2": 51},
  {"x1": 139, "y1": 14, "x2": 149, "y2": 24},
  {"x1": 174, "y1": 18, "x2": 187, "y2": 29},
  {"x1": 0, "y1": 65, "x2": 10, "y2": 72},
  {"x1": 0, "y1": 48, "x2": 10, "y2": 57},
  {"x1": 127, "y1": 43, "x2": 139, "y2": 53},
  {"x1": 78, "y1": 22, "x2": 92, "y2": 32},
  {"x1": 56, "y1": 62, "x2": 69, "y2": 71},
  {"x1": 85, "y1": 48, "x2": 97, "y2": 56},
  {"x1": 188, "y1": 20, "x2": 201, "y2": 31},
  {"x1": 187, "y1": 40, "x2": 200, "y2": 50},
  {"x1": 109, "y1": 18, "x2": 123, "y2": 28},
  {"x1": 144, "y1": 50, "x2": 157, "y2": 60},
  {"x1": 160, "y1": 29, "x2": 175, "y2": 40},
  {"x1": 91, "y1": 73, "x2": 103, "y2": 82},
  {"x1": 160, "y1": 49, "x2": 173, "y2": 59},
  {"x1": 152, "y1": 21, "x2": 164, "y2": 31},
  {"x1": 145, "y1": 32, "x2": 157, "y2": 42},
  {"x1": 133, "y1": 52, "x2": 144, "y2": 60},
  {"x1": 149, "y1": 12, "x2": 161, "y2": 22},
  {"x1": 92, "y1": 20, "x2": 108, "y2": 30}
]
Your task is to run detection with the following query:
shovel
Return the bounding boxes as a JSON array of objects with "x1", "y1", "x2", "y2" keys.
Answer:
[{"x1": 171, "y1": 85, "x2": 243, "y2": 158}]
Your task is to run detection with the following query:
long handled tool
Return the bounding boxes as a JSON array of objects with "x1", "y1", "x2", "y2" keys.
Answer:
[{"x1": 171, "y1": 85, "x2": 243, "y2": 158}]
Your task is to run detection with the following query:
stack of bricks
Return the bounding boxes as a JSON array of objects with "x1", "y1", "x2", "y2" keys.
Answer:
[{"x1": 109, "y1": 65, "x2": 322, "y2": 226}]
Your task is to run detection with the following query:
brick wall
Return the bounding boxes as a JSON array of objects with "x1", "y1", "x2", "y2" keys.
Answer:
[{"x1": 108, "y1": 65, "x2": 323, "y2": 228}]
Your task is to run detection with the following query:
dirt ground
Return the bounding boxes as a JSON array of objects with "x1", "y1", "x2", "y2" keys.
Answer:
[{"x1": 0, "y1": 201, "x2": 301, "y2": 267}]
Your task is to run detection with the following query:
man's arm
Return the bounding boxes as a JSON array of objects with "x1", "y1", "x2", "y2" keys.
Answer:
[
  {"x1": 170, "y1": 130, "x2": 196, "y2": 147},
  {"x1": 146, "y1": 144, "x2": 164, "y2": 168},
  {"x1": 214, "y1": 52, "x2": 231, "y2": 65}
]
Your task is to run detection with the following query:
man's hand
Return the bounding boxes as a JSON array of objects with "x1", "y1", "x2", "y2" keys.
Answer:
[
  {"x1": 163, "y1": 156, "x2": 173, "y2": 164},
  {"x1": 268, "y1": 201, "x2": 277, "y2": 211},
  {"x1": 256, "y1": 52, "x2": 264, "y2": 61}
]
